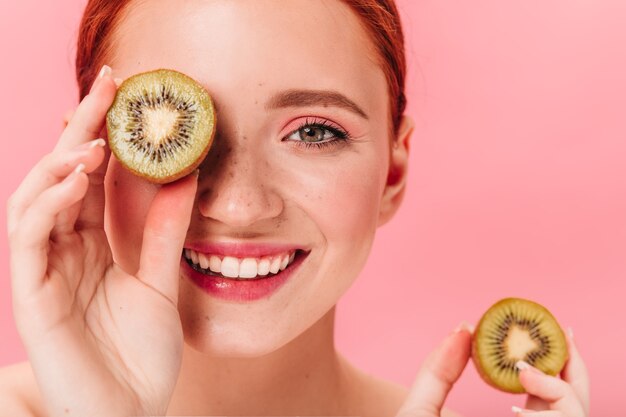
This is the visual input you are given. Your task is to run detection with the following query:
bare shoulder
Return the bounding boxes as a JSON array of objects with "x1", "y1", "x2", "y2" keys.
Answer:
[
  {"x1": 0, "y1": 361, "x2": 46, "y2": 417},
  {"x1": 341, "y1": 357, "x2": 464, "y2": 417}
]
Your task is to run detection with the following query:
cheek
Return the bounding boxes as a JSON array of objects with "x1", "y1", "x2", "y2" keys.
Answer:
[
  {"x1": 105, "y1": 159, "x2": 160, "y2": 273},
  {"x1": 293, "y1": 153, "x2": 386, "y2": 247}
]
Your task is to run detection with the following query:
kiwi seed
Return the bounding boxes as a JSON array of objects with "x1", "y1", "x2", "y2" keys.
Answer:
[
  {"x1": 106, "y1": 69, "x2": 216, "y2": 183},
  {"x1": 472, "y1": 297, "x2": 569, "y2": 393}
]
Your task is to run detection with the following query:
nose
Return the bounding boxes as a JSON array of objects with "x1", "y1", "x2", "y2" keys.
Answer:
[{"x1": 196, "y1": 141, "x2": 284, "y2": 228}]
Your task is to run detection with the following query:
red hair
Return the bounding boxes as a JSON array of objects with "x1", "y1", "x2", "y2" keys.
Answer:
[{"x1": 76, "y1": 0, "x2": 407, "y2": 136}]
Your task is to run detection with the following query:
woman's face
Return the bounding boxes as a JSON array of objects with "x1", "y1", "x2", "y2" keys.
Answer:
[{"x1": 105, "y1": 0, "x2": 403, "y2": 356}]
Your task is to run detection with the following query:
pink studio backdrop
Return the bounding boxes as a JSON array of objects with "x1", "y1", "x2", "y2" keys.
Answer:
[{"x1": 1, "y1": 1, "x2": 624, "y2": 416}]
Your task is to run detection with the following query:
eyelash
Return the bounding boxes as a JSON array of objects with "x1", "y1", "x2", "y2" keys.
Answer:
[{"x1": 283, "y1": 117, "x2": 352, "y2": 150}]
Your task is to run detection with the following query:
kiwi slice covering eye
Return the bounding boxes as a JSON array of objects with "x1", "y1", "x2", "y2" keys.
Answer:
[
  {"x1": 472, "y1": 297, "x2": 569, "y2": 393},
  {"x1": 106, "y1": 69, "x2": 216, "y2": 183}
]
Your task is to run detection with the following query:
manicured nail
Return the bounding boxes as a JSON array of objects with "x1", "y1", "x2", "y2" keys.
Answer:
[
  {"x1": 453, "y1": 321, "x2": 475, "y2": 334},
  {"x1": 68, "y1": 163, "x2": 86, "y2": 180},
  {"x1": 90, "y1": 65, "x2": 112, "y2": 93},
  {"x1": 515, "y1": 360, "x2": 543, "y2": 375},
  {"x1": 98, "y1": 64, "x2": 112, "y2": 79},
  {"x1": 89, "y1": 138, "x2": 106, "y2": 149},
  {"x1": 567, "y1": 326, "x2": 574, "y2": 340},
  {"x1": 75, "y1": 138, "x2": 106, "y2": 151},
  {"x1": 512, "y1": 405, "x2": 535, "y2": 414}
]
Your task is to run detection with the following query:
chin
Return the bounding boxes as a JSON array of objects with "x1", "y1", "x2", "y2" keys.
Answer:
[{"x1": 179, "y1": 310, "x2": 291, "y2": 358}]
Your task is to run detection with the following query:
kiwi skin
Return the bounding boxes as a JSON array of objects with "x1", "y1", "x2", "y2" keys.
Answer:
[
  {"x1": 106, "y1": 69, "x2": 216, "y2": 184},
  {"x1": 471, "y1": 297, "x2": 569, "y2": 394}
]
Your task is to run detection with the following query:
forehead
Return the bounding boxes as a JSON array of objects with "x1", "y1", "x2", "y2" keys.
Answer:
[{"x1": 110, "y1": 0, "x2": 387, "y2": 116}]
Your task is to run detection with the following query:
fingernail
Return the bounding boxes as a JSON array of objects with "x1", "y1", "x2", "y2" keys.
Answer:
[
  {"x1": 114, "y1": 77, "x2": 123, "y2": 87},
  {"x1": 453, "y1": 321, "x2": 475, "y2": 334},
  {"x1": 511, "y1": 405, "x2": 534, "y2": 414},
  {"x1": 98, "y1": 64, "x2": 112, "y2": 79},
  {"x1": 75, "y1": 138, "x2": 106, "y2": 151},
  {"x1": 68, "y1": 163, "x2": 86, "y2": 180},
  {"x1": 515, "y1": 360, "x2": 543, "y2": 375},
  {"x1": 567, "y1": 326, "x2": 574, "y2": 341},
  {"x1": 89, "y1": 64, "x2": 112, "y2": 94},
  {"x1": 89, "y1": 138, "x2": 106, "y2": 149}
]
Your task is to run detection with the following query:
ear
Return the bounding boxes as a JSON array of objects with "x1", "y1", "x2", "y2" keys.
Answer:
[
  {"x1": 62, "y1": 108, "x2": 75, "y2": 128},
  {"x1": 377, "y1": 115, "x2": 414, "y2": 227}
]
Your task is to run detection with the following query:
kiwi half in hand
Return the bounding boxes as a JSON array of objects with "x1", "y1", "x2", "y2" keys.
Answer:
[
  {"x1": 472, "y1": 297, "x2": 568, "y2": 393},
  {"x1": 106, "y1": 69, "x2": 216, "y2": 183}
]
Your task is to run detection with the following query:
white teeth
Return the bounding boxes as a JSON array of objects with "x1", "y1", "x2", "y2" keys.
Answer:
[
  {"x1": 198, "y1": 253, "x2": 210, "y2": 270},
  {"x1": 258, "y1": 258, "x2": 270, "y2": 276},
  {"x1": 269, "y1": 257, "x2": 281, "y2": 274},
  {"x1": 221, "y1": 256, "x2": 240, "y2": 278},
  {"x1": 184, "y1": 249, "x2": 299, "y2": 279},
  {"x1": 209, "y1": 255, "x2": 221, "y2": 273},
  {"x1": 239, "y1": 258, "x2": 258, "y2": 278}
]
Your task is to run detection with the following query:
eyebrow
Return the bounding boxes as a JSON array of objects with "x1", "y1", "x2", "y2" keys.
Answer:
[{"x1": 265, "y1": 89, "x2": 369, "y2": 119}]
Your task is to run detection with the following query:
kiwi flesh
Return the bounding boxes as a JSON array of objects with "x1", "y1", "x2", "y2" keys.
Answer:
[
  {"x1": 106, "y1": 69, "x2": 216, "y2": 183},
  {"x1": 472, "y1": 297, "x2": 568, "y2": 393}
]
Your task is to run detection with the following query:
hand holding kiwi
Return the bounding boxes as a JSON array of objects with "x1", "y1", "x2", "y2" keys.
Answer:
[{"x1": 7, "y1": 66, "x2": 199, "y2": 417}]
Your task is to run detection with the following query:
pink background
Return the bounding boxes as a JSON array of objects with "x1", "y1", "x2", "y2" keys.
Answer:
[{"x1": 1, "y1": 1, "x2": 624, "y2": 415}]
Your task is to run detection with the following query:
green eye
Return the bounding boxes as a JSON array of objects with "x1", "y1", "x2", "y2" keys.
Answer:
[{"x1": 283, "y1": 118, "x2": 350, "y2": 150}]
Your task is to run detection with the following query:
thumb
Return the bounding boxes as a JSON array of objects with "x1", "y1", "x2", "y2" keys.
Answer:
[
  {"x1": 137, "y1": 171, "x2": 198, "y2": 305},
  {"x1": 396, "y1": 323, "x2": 473, "y2": 417}
]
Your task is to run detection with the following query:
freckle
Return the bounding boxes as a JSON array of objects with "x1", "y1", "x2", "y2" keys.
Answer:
[
  {"x1": 242, "y1": 135, "x2": 247, "y2": 141},
  {"x1": 304, "y1": 373, "x2": 310, "y2": 379},
  {"x1": 65, "y1": 408, "x2": 70, "y2": 413},
  {"x1": 204, "y1": 315, "x2": 210, "y2": 321},
  {"x1": 113, "y1": 180, "x2": 118, "y2": 186},
  {"x1": 258, "y1": 82, "x2": 264, "y2": 87}
]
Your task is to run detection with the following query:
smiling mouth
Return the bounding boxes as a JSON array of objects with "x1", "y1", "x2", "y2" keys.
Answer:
[{"x1": 183, "y1": 249, "x2": 307, "y2": 280}]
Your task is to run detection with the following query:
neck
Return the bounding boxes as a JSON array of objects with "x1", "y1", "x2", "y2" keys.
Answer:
[{"x1": 167, "y1": 306, "x2": 356, "y2": 415}]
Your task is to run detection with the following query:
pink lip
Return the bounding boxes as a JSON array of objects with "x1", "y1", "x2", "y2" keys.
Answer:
[
  {"x1": 185, "y1": 241, "x2": 305, "y2": 258},
  {"x1": 181, "y1": 250, "x2": 308, "y2": 302}
]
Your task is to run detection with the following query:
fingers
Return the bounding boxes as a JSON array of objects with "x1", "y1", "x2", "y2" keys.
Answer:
[
  {"x1": 55, "y1": 65, "x2": 117, "y2": 152},
  {"x1": 8, "y1": 64, "x2": 117, "y2": 232},
  {"x1": 137, "y1": 172, "x2": 199, "y2": 306},
  {"x1": 561, "y1": 328, "x2": 590, "y2": 415},
  {"x1": 516, "y1": 360, "x2": 586, "y2": 417},
  {"x1": 395, "y1": 323, "x2": 472, "y2": 417},
  {"x1": 7, "y1": 139, "x2": 106, "y2": 233},
  {"x1": 10, "y1": 165, "x2": 90, "y2": 298}
]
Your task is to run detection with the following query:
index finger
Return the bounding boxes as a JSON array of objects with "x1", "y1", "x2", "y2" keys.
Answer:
[
  {"x1": 55, "y1": 65, "x2": 118, "y2": 152},
  {"x1": 396, "y1": 324, "x2": 472, "y2": 417}
]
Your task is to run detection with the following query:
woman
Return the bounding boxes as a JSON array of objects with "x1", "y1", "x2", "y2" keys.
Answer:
[{"x1": 1, "y1": 1, "x2": 589, "y2": 416}]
